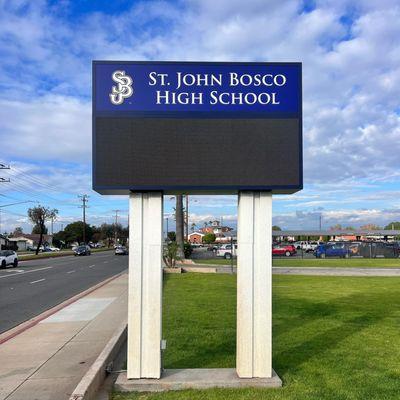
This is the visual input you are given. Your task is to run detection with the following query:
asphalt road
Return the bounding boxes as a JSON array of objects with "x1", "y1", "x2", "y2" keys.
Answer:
[{"x1": 0, "y1": 251, "x2": 128, "y2": 334}]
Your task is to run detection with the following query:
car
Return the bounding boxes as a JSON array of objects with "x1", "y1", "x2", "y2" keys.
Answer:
[
  {"x1": 73, "y1": 245, "x2": 91, "y2": 256},
  {"x1": 42, "y1": 246, "x2": 60, "y2": 252},
  {"x1": 216, "y1": 244, "x2": 237, "y2": 259},
  {"x1": 272, "y1": 244, "x2": 296, "y2": 257},
  {"x1": 0, "y1": 250, "x2": 18, "y2": 269},
  {"x1": 115, "y1": 246, "x2": 128, "y2": 255},
  {"x1": 207, "y1": 245, "x2": 219, "y2": 252},
  {"x1": 314, "y1": 243, "x2": 348, "y2": 258}
]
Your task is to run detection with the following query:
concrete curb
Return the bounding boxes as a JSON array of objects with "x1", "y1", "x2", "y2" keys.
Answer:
[
  {"x1": 0, "y1": 271, "x2": 126, "y2": 345},
  {"x1": 69, "y1": 321, "x2": 127, "y2": 400}
]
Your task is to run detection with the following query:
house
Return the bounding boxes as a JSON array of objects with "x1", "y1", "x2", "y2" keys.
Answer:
[
  {"x1": 8, "y1": 234, "x2": 53, "y2": 251},
  {"x1": 188, "y1": 231, "x2": 204, "y2": 244},
  {"x1": 200, "y1": 220, "x2": 233, "y2": 235},
  {"x1": 215, "y1": 230, "x2": 237, "y2": 243},
  {"x1": 0, "y1": 234, "x2": 9, "y2": 250}
]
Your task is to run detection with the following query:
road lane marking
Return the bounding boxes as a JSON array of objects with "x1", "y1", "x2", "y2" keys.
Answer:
[
  {"x1": 88, "y1": 265, "x2": 95, "y2": 268},
  {"x1": 30, "y1": 278, "x2": 45, "y2": 284},
  {"x1": 0, "y1": 266, "x2": 53, "y2": 279},
  {"x1": 67, "y1": 270, "x2": 75, "y2": 274},
  {"x1": 103, "y1": 261, "x2": 108, "y2": 264}
]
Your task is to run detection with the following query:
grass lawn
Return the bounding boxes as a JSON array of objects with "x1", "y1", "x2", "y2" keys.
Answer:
[
  {"x1": 194, "y1": 258, "x2": 400, "y2": 268},
  {"x1": 113, "y1": 273, "x2": 400, "y2": 400}
]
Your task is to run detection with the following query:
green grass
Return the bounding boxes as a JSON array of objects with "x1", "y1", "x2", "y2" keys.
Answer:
[
  {"x1": 113, "y1": 273, "x2": 400, "y2": 400},
  {"x1": 194, "y1": 258, "x2": 400, "y2": 268}
]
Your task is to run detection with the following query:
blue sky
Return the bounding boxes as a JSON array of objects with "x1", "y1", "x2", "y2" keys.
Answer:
[{"x1": 0, "y1": 0, "x2": 400, "y2": 234}]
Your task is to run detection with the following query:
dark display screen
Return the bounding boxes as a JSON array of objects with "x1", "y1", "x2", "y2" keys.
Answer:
[{"x1": 92, "y1": 61, "x2": 302, "y2": 194}]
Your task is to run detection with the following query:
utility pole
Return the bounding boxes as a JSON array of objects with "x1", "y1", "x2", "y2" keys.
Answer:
[
  {"x1": 185, "y1": 195, "x2": 189, "y2": 240},
  {"x1": 78, "y1": 195, "x2": 89, "y2": 244},
  {"x1": 113, "y1": 210, "x2": 121, "y2": 245},
  {"x1": 319, "y1": 214, "x2": 322, "y2": 230}
]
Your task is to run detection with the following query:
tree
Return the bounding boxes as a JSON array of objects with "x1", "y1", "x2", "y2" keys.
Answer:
[
  {"x1": 28, "y1": 206, "x2": 58, "y2": 255},
  {"x1": 32, "y1": 224, "x2": 48, "y2": 234},
  {"x1": 167, "y1": 231, "x2": 176, "y2": 242},
  {"x1": 175, "y1": 195, "x2": 185, "y2": 258},
  {"x1": 360, "y1": 224, "x2": 382, "y2": 230},
  {"x1": 344, "y1": 226, "x2": 355, "y2": 230},
  {"x1": 329, "y1": 224, "x2": 342, "y2": 230},
  {"x1": 202, "y1": 233, "x2": 216, "y2": 244},
  {"x1": 100, "y1": 223, "x2": 114, "y2": 247},
  {"x1": 63, "y1": 221, "x2": 93, "y2": 244},
  {"x1": 272, "y1": 225, "x2": 282, "y2": 231},
  {"x1": 384, "y1": 222, "x2": 400, "y2": 230},
  {"x1": 12, "y1": 227, "x2": 24, "y2": 236},
  {"x1": 190, "y1": 222, "x2": 197, "y2": 232}
]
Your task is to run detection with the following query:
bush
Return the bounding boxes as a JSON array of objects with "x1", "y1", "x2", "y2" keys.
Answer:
[
  {"x1": 163, "y1": 241, "x2": 179, "y2": 268},
  {"x1": 184, "y1": 241, "x2": 193, "y2": 258}
]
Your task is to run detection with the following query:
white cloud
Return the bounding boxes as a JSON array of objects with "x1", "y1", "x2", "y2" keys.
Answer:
[{"x1": 0, "y1": 95, "x2": 91, "y2": 163}]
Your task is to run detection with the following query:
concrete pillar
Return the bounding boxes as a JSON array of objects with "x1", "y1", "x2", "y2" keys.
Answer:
[
  {"x1": 237, "y1": 191, "x2": 272, "y2": 378},
  {"x1": 127, "y1": 192, "x2": 163, "y2": 379}
]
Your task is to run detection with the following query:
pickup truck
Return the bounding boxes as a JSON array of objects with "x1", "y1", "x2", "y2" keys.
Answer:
[
  {"x1": 216, "y1": 244, "x2": 237, "y2": 259},
  {"x1": 294, "y1": 241, "x2": 320, "y2": 252}
]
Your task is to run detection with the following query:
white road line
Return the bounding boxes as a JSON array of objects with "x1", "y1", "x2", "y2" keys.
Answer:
[
  {"x1": 103, "y1": 261, "x2": 108, "y2": 264},
  {"x1": 67, "y1": 270, "x2": 75, "y2": 274},
  {"x1": 30, "y1": 278, "x2": 45, "y2": 284},
  {"x1": 88, "y1": 265, "x2": 95, "y2": 268},
  {"x1": 0, "y1": 266, "x2": 53, "y2": 280}
]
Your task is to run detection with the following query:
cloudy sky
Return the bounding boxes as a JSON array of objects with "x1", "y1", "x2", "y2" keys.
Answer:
[{"x1": 0, "y1": 0, "x2": 399, "y2": 234}]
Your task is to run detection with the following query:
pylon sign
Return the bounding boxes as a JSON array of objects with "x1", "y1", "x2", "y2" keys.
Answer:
[{"x1": 93, "y1": 61, "x2": 302, "y2": 194}]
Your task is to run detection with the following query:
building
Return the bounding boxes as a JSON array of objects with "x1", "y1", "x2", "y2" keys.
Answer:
[
  {"x1": 199, "y1": 220, "x2": 233, "y2": 235},
  {"x1": 215, "y1": 230, "x2": 237, "y2": 243},
  {"x1": 8, "y1": 234, "x2": 53, "y2": 251},
  {"x1": 188, "y1": 231, "x2": 204, "y2": 244}
]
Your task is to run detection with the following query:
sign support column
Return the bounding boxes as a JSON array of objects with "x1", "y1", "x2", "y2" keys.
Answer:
[
  {"x1": 127, "y1": 192, "x2": 163, "y2": 379},
  {"x1": 237, "y1": 191, "x2": 272, "y2": 378}
]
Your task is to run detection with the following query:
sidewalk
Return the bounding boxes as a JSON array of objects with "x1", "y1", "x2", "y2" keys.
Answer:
[{"x1": 0, "y1": 273, "x2": 128, "y2": 400}]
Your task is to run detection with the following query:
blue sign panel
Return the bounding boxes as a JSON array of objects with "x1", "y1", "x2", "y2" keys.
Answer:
[
  {"x1": 93, "y1": 61, "x2": 302, "y2": 195},
  {"x1": 93, "y1": 61, "x2": 301, "y2": 117}
]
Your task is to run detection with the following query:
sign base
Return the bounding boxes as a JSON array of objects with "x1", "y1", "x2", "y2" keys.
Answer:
[{"x1": 115, "y1": 368, "x2": 282, "y2": 392}]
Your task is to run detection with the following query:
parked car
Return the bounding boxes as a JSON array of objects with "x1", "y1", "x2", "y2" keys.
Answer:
[
  {"x1": 207, "y1": 245, "x2": 219, "y2": 252},
  {"x1": 294, "y1": 241, "x2": 320, "y2": 252},
  {"x1": 43, "y1": 246, "x2": 60, "y2": 252},
  {"x1": 0, "y1": 250, "x2": 18, "y2": 268},
  {"x1": 216, "y1": 244, "x2": 237, "y2": 259},
  {"x1": 73, "y1": 245, "x2": 91, "y2": 256},
  {"x1": 272, "y1": 244, "x2": 297, "y2": 257},
  {"x1": 314, "y1": 243, "x2": 348, "y2": 258},
  {"x1": 115, "y1": 246, "x2": 128, "y2": 255}
]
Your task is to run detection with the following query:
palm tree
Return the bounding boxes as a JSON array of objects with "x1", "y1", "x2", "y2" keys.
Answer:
[{"x1": 175, "y1": 195, "x2": 185, "y2": 258}]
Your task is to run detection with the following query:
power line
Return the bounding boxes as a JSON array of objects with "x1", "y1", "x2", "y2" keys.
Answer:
[
  {"x1": 0, "y1": 163, "x2": 11, "y2": 187},
  {"x1": 0, "y1": 200, "x2": 37, "y2": 235}
]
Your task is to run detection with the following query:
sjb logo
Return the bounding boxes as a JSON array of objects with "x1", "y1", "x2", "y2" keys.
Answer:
[{"x1": 109, "y1": 70, "x2": 133, "y2": 105}]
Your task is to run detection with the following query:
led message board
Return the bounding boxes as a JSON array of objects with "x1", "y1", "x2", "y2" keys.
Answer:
[{"x1": 93, "y1": 61, "x2": 302, "y2": 194}]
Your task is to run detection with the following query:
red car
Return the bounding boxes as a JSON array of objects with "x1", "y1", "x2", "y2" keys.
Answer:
[{"x1": 272, "y1": 244, "x2": 297, "y2": 257}]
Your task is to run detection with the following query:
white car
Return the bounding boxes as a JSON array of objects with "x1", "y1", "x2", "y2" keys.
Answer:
[
  {"x1": 294, "y1": 241, "x2": 320, "y2": 252},
  {"x1": 46, "y1": 246, "x2": 60, "y2": 252},
  {"x1": 216, "y1": 244, "x2": 237, "y2": 259},
  {"x1": 0, "y1": 250, "x2": 18, "y2": 269}
]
